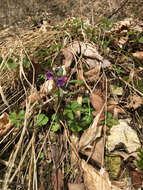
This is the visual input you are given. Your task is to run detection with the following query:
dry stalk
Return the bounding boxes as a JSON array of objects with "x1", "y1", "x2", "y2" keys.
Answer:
[{"x1": 9, "y1": 135, "x2": 33, "y2": 183}]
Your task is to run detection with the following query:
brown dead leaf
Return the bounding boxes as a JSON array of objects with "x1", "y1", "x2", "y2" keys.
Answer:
[
  {"x1": 133, "y1": 52, "x2": 143, "y2": 61},
  {"x1": 107, "y1": 104, "x2": 126, "y2": 120},
  {"x1": 62, "y1": 41, "x2": 103, "y2": 70},
  {"x1": 68, "y1": 183, "x2": 85, "y2": 190},
  {"x1": 79, "y1": 115, "x2": 103, "y2": 150},
  {"x1": 128, "y1": 169, "x2": 143, "y2": 189},
  {"x1": 0, "y1": 112, "x2": 11, "y2": 137},
  {"x1": 127, "y1": 94, "x2": 143, "y2": 109},
  {"x1": 110, "y1": 18, "x2": 132, "y2": 33},
  {"x1": 81, "y1": 160, "x2": 112, "y2": 190},
  {"x1": 90, "y1": 90, "x2": 105, "y2": 120},
  {"x1": 52, "y1": 168, "x2": 63, "y2": 190},
  {"x1": 84, "y1": 65, "x2": 101, "y2": 83},
  {"x1": 111, "y1": 180, "x2": 127, "y2": 189},
  {"x1": 80, "y1": 137, "x2": 104, "y2": 166}
]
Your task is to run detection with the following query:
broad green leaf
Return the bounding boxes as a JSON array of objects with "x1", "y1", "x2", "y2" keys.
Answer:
[
  {"x1": 63, "y1": 109, "x2": 71, "y2": 115},
  {"x1": 110, "y1": 119, "x2": 119, "y2": 125},
  {"x1": 69, "y1": 79, "x2": 83, "y2": 86},
  {"x1": 70, "y1": 124, "x2": 82, "y2": 132},
  {"x1": 23, "y1": 58, "x2": 30, "y2": 68},
  {"x1": 67, "y1": 112, "x2": 74, "y2": 120},
  {"x1": 17, "y1": 111, "x2": 25, "y2": 119},
  {"x1": 51, "y1": 113, "x2": 58, "y2": 121},
  {"x1": 138, "y1": 37, "x2": 143, "y2": 43},
  {"x1": 39, "y1": 152, "x2": 44, "y2": 159},
  {"x1": 51, "y1": 123, "x2": 60, "y2": 132},
  {"x1": 82, "y1": 98, "x2": 89, "y2": 103},
  {"x1": 36, "y1": 114, "x2": 49, "y2": 126},
  {"x1": 55, "y1": 67, "x2": 63, "y2": 77},
  {"x1": 71, "y1": 101, "x2": 81, "y2": 111},
  {"x1": 106, "y1": 112, "x2": 113, "y2": 120},
  {"x1": 8, "y1": 61, "x2": 18, "y2": 70}
]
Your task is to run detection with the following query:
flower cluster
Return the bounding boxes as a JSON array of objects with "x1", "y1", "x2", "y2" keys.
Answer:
[{"x1": 46, "y1": 71, "x2": 67, "y2": 87}]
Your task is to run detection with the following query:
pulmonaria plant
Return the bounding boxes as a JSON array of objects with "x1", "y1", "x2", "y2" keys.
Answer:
[
  {"x1": 46, "y1": 70, "x2": 67, "y2": 87},
  {"x1": 46, "y1": 72, "x2": 54, "y2": 80},
  {"x1": 56, "y1": 77, "x2": 67, "y2": 87}
]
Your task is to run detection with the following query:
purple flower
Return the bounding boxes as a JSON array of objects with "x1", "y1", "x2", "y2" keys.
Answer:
[
  {"x1": 46, "y1": 72, "x2": 54, "y2": 80},
  {"x1": 56, "y1": 77, "x2": 67, "y2": 87}
]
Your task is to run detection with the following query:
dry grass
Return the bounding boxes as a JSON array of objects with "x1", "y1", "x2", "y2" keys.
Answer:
[{"x1": 0, "y1": 2, "x2": 143, "y2": 189}]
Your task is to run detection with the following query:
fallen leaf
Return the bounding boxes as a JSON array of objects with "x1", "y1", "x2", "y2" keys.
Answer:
[
  {"x1": 0, "y1": 112, "x2": 11, "y2": 137},
  {"x1": 133, "y1": 52, "x2": 143, "y2": 61},
  {"x1": 80, "y1": 137, "x2": 104, "y2": 166},
  {"x1": 111, "y1": 180, "x2": 127, "y2": 189},
  {"x1": 79, "y1": 113, "x2": 103, "y2": 150},
  {"x1": 52, "y1": 168, "x2": 63, "y2": 190},
  {"x1": 107, "y1": 104, "x2": 126, "y2": 120},
  {"x1": 81, "y1": 160, "x2": 112, "y2": 190},
  {"x1": 127, "y1": 94, "x2": 143, "y2": 109},
  {"x1": 90, "y1": 90, "x2": 105, "y2": 120},
  {"x1": 110, "y1": 85, "x2": 123, "y2": 96},
  {"x1": 84, "y1": 65, "x2": 101, "y2": 83},
  {"x1": 128, "y1": 169, "x2": 143, "y2": 189},
  {"x1": 68, "y1": 183, "x2": 85, "y2": 190},
  {"x1": 70, "y1": 132, "x2": 80, "y2": 167},
  {"x1": 63, "y1": 41, "x2": 105, "y2": 71}
]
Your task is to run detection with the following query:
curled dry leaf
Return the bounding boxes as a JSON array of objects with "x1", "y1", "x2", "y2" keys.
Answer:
[
  {"x1": 107, "y1": 104, "x2": 125, "y2": 120},
  {"x1": 128, "y1": 169, "x2": 143, "y2": 189},
  {"x1": 127, "y1": 94, "x2": 143, "y2": 109},
  {"x1": 81, "y1": 160, "x2": 112, "y2": 190},
  {"x1": 80, "y1": 137, "x2": 104, "y2": 166},
  {"x1": 84, "y1": 65, "x2": 101, "y2": 83},
  {"x1": 132, "y1": 52, "x2": 143, "y2": 61},
  {"x1": 62, "y1": 41, "x2": 104, "y2": 70},
  {"x1": 68, "y1": 183, "x2": 85, "y2": 190},
  {"x1": 111, "y1": 180, "x2": 127, "y2": 189},
  {"x1": 52, "y1": 168, "x2": 63, "y2": 190},
  {"x1": 79, "y1": 115, "x2": 103, "y2": 150},
  {"x1": 70, "y1": 132, "x2": 80, "y2": 167},
  {"x1": 90, "y1": 90, "x2": 105, "y2": 120},
  {"x1": 110, "y1": 18, "x2": 132, "y2": 33},
  {"x1": 21, "y1": 80, "x2": 55, "y2": 107},
  {"x1": 0, "y1": 112, "x2": 11, "y2": 137}
]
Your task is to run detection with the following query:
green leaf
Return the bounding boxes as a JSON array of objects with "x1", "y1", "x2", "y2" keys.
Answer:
[
  {"x1": 44, "y1": 60, "x2": 52, "y2": 67},
  {"x1": 68, "y1": 112, "x2": 74, "y2": 120},
  {"x1": 55, "y1": 67, "x2": 63, "y2": 77},
  {"x1": 17, "y1": 110, "x2": 25, "y2": 119},
  {"x1": 138, "y1": 37, "x2": 143, "y2": 43},
  {"x1": 8, "y1": 112, "x2": 17, "y2": 120},
  {"x1": 23, "y1": 58, "x2": 30, "y2": 68},
  {"x1": 106, "y1": 112, "x2": 113, "y2": 120},
  {"x1": 36, "y1": 114, "x2": 49, "y2": 126},
  {"x1": 63, "y1": 109, "x2": 71, "y2": 115},
  {"x1": 7, "y1": 60, "x2": 18, "y2": 70},
  {"x1": 82, "y1": 98, "x2": 89, "y2": 103},
  {"x1": 0, "y1": 57, "x2": 3, "y2": 64},
  {"x1": 37, "y1": 74, "x2": 46, "y2": 80},
  {"x1": 51, "y1": 123, "x2": 60, "y2": 132},
  {"x1": 69, "y1": 123, "x2": 82, "y2": 132},
  {"x1": 110, "y1": 119, "x2": 119, "y2": 125},
  {"x1": 71, "y1": 101, "x2": 81, "y2": 111},
  {"x1": 39, "y1": 152, "x2": 44, "y2": 159},
  {"x1": 51, "y1": 113, "x2": 58, "y2": 121},
  {"x1": 69, "y1": 79, "x2": 83, "y2": 86},
  {"x1": 69, "y1": 79, "x2": 83, "y2": 85}
]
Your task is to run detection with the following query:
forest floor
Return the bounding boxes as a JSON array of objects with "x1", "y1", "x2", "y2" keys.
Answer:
[{"x1": 0, "y1": 1, "x2": 143, "y2": 190}]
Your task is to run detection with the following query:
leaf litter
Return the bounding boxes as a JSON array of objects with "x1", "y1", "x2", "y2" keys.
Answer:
[{"x1": 0, "y1": 16, "x2": 143, "y2": 189}]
